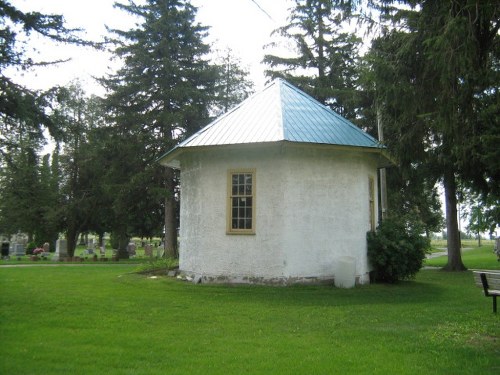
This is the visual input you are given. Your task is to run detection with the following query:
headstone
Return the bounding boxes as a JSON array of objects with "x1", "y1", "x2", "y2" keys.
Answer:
[
  {"x1": 42, "y1": 242, "x2": 51, "y2": 257},
  {"x1": 14, "y1": 231, "x2": 27, "y2": 246},
  {"x1": 86, "y1": 238, "x2": 95, "y2": 254},
  {"x1": 127, "y1": 242, "x2": 136, "y2": 257},
  {"x1": 52, "y1": 239, "x2": 68, "y2": 261},
  {"x1": 10, "y1": 243, "x2": 25, "y2": 257},
  {"x1": 100, "y1": 239, "x2": 106, "y2": 255},
  {"x1": 144, "y1": 244, "x2": 153, "y2": 257},
  {"x1": 1, "y1": 242, "x2": 9, "y2": 259},
  {"x1": 156, "y1": 247, "x2": 165, "y2": 259}
]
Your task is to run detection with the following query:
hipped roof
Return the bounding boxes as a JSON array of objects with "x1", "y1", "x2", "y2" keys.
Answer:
[{"x1": 159, "y1": 78, "x2": 388, "y2": 168}]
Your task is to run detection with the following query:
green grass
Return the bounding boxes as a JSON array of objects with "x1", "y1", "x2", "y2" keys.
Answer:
[
  {"x1": 1, "y1": 265, "x2": 498, "y2": 374},
  {"x1": 425, "y1": 244, "x2": 500, "y2": 270}
]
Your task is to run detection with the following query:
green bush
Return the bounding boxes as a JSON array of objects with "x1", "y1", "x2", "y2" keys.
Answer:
[
  {"x1": 367, "y1": 218, "x2": 430, "y2": 283},
  {"x1": 25, "y1": 242, "x2": 37, "y2": 255}
]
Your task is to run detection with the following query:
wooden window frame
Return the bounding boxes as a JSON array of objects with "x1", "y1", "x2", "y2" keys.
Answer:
[
  {"x1": 369, "y1": 176, "x2": 376, "y2": 231},
  {"x1": 227, "y1": 169, "x2": 256, "y2": 235}
]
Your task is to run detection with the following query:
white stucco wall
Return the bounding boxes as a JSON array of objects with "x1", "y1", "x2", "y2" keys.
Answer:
[{"x1": 178, "y1": 143, "x2": 379, "y2": 285}]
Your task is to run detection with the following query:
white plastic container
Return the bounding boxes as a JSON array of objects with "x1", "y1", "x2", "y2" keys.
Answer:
[{"x1": 334, "y1": 256, "x2": 356, "y2": 288}]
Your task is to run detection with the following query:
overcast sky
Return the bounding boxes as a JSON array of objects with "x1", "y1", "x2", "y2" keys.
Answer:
[{"x1": 9, "y1": 0, "x2": 293, "y2": 94}]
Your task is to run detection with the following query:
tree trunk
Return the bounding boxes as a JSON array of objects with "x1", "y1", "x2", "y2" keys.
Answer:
[
  {"x1": 164, "y1": 167, "x2": 177, "y2": 258},
  {"x1": 114, "y1": 229, "x2": 130, "y2": 259},
  {"x1": 66, "y1": 226, "x2": 78, "y2": 258},
  {"x1": 442, "y1": 169, "x2": 466, "y2": 271}
]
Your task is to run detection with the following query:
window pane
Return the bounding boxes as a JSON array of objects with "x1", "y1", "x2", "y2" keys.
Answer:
[
  {"x1": 245, "y1": 219, "x2": 252, "y2": 229},
  {"x1": 229, "y1": 171, "x2": 254, "y2": 232}
]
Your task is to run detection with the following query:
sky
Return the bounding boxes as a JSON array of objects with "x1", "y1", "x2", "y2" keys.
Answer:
[{"x1": 9, "y1": 0, "x2": 294, "y2": 95}]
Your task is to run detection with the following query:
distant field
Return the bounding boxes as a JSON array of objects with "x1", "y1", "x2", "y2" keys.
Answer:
[
  {"x1": 425, "y1": 243, "x2": 499, "y2": 270},
  {"x1": 431, "y1": 238, "x2": 495, "y2": 249}
]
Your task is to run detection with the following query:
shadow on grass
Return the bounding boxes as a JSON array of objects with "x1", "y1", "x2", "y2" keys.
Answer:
[{"x1": 164, "y1": 271, "x2": 448, "y2": 310}]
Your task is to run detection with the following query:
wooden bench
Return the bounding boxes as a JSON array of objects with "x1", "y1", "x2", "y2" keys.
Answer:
[{"x1": 473, "y1": 271, "x2": 500, "y2": 313}]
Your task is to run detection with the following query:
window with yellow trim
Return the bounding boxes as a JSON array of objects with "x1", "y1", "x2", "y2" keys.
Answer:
[
  {"x1": 227, "y1": 170, "x2": 255, "y2": 234},
  {"x1": 369, "y1": 177, "x2": 376, "y2": 231}
]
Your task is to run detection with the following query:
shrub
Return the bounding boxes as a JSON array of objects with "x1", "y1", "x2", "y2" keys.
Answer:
[
  {"x1": 25, "y1": 242, "x2": 37, "y2": 255},
  {"x1": 367, "y1": 218, "x2": 430, "y2": 283}
]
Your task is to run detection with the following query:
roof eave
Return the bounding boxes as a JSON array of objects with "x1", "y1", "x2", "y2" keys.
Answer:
[
  {"x1": 158, "y1": 140, "x2": 394, "y2": 170},
  {"x1": 157, "y1": 147, "x2": 183, "y2": 169}
]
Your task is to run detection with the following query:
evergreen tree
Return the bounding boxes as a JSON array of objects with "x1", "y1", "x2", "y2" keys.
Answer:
[
  {"x1": 263, "y1": 0, "x2": 361, "y2": 119},
  {"x1": 101, "y1": 0, "x2": 219, "y2": 257},
  {"x1": 366, "y1": 1, "x2": 499, "y2": 270},
  {"x1": 212, "y1": 47, "x2": 254, "y2": 116},
  {"x1": 0, "y1": 139, "x2": 40, "y2": 240},
  {"x1": 0, "y1": 0, "x2": 93, "y2": 160},
  {"x1": 35, "y1": 153, "x2": 61, "y2": 247}
]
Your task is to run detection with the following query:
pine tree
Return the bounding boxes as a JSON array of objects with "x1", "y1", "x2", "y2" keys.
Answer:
[
  {"x1": 0, "y1": 0, "x2": 94, "y2": 160},
  {"x1": 101, "y1": 0, "x2": 219, "y2": 257},
  {"x1": 212, "y1": 47, "x2": 254, "y2": 116},
  {"x1": 366, "y1": 1, "x2": 499, "y2": 270},
  {"x1": 263, "y1": 0, "x2": 361, "y2": 119}
]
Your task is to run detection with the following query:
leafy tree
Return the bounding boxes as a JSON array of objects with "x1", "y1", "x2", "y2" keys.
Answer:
[
  {"x1": 101, "y1": 0, "x2": 220, "y2": 257},
  {"x1": 263, "y1": 0, "x2": 361, "y2": 119},
  {"x1": 462, "y1": 191, "x2": 499, "y2": 245},
  {"x1": 50, "y1": 82, "x2": 109, "y2": 256}
]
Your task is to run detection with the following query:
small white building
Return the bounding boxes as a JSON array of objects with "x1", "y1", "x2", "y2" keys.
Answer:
[{"x1": 159, "y1": 79, "x2": 390, "y2": 285}]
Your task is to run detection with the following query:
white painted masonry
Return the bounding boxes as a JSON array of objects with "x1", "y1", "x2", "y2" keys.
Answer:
[{"x1": 178, "y1": 143, "x2": 379, "y2": 285}]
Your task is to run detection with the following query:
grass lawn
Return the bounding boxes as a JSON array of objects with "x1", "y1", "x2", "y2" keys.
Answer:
[
  {"x1": 1, "y1": 263, "x2": 499, "y2": 374},
  {"x1": 425, "y1": 243, "x2": 500, "y2": 270}
]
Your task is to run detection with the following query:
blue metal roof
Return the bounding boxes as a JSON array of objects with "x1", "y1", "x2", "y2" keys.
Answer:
[{"x1": 159, "y1": 79, "x2": 384, "y2": 166}]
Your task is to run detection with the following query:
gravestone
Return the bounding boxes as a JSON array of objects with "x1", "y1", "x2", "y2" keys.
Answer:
[
  {"x1": 100, "y1": 239, "x2": 106, "y2": 255},
  {"x1": 144, "y1": 244, "x2": 153, "y2": 257},
  {"x1": 156, "y1": 247, "x2": 165, "y2": 259},
  {"x1": 10, "y1": 243, "x2": 25, "y2": 257},
  {"x1": 52, "y1": 239, "x2": 68, "y2": 261},
  {"x1": 86, "y1": 238, "x2": 95, "y2": 254},
  {"x1": 41, "y1": 242, "x2": 51, "y2": 257},
  {"x1": 1, "y1": 242, "x2": 9, "y2": 259},
  {"x1": 127, "y1": 242, "x2": 136, "y2": 257}
]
